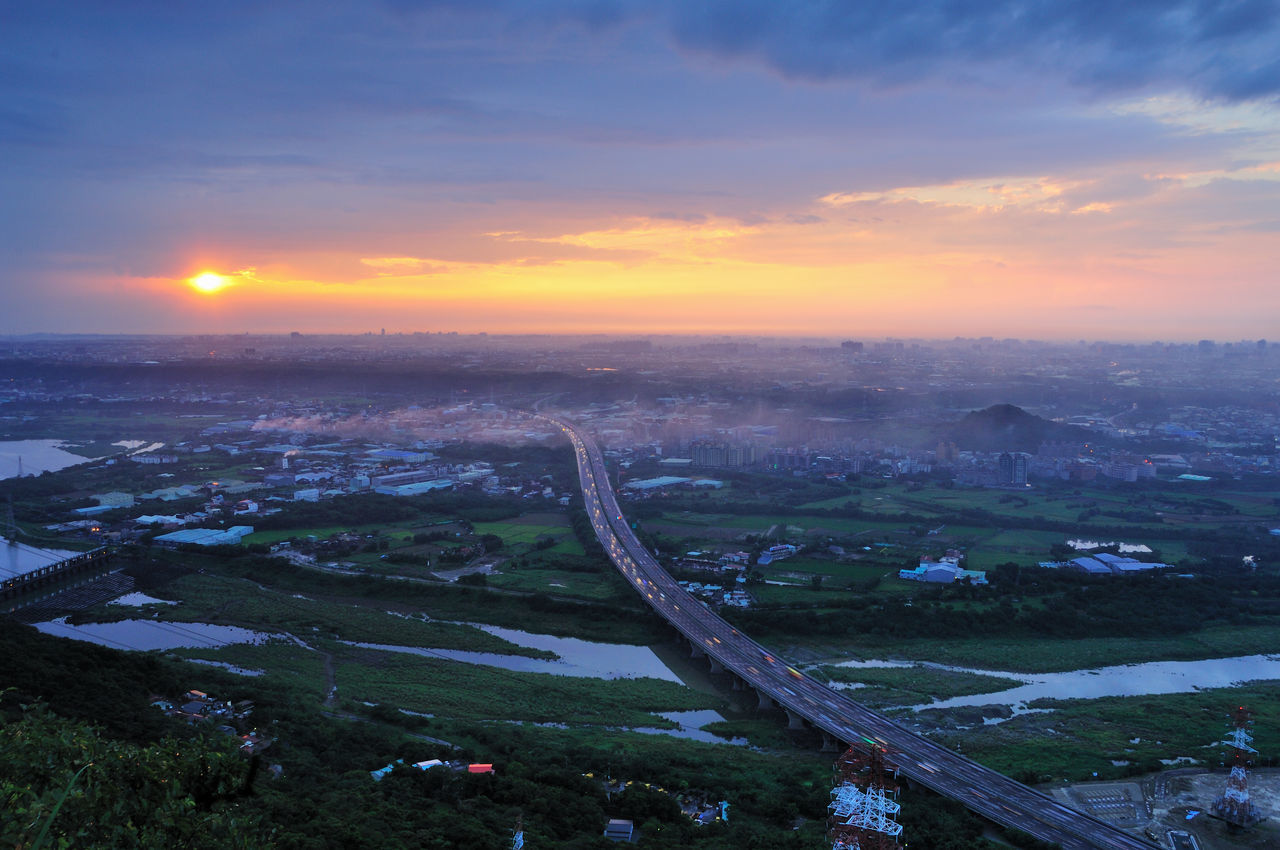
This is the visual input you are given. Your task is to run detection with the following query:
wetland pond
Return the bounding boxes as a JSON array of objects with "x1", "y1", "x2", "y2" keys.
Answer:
[
  {"x1": 35, "y1": 617, "x2": 285, "y2": 651},
  {"x1": 40, "y1": 598, "x2": 741, "y2": 744},
  {"x1": 835, "y1": 655, "x2": 1280, "y2": 712},
  {"x1": 344, "y1": 623, "x2": 683, "y2": 681}
]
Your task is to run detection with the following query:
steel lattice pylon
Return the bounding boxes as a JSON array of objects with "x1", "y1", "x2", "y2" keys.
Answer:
[
  {"x1": 829, "y1": 744, "x2": 903, "y2": 850},
  {"x1": 1210, "y1": 706, "x2": 1263, "y2": 828}
]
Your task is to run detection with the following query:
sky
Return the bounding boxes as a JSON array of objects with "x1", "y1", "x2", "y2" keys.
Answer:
[{"x1": 2, "y1": 1, "x2": 1279, "y2": 340}]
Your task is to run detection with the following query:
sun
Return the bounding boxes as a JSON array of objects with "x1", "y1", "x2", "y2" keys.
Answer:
[{"x1": 189, "y1": 271, "x2": 231, "y2": 294}]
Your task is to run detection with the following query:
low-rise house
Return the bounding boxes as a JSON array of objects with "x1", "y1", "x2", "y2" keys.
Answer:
[
  {"x1": 604, "y1": 819, "x2": 635, "y2": 842},
  {"x1": 757, "y1": 544, "x2": 798, "y2": 565}
]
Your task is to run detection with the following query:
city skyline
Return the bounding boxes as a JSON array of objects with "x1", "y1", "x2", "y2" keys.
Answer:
[{"x1": 3, "y1": 2, "x2": 1279, "y2": 339}]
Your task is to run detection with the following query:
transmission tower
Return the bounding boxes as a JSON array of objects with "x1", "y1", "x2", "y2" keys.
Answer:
[
  {"x1": 1211, "y1": 706, "x2": 1263, "y2": 828},
  {"x1": 829, "y1": 744, "x2": 903, "y2": 850}
]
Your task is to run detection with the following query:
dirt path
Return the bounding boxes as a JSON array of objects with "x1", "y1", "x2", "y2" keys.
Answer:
[{"x1": 319, "y1": 645, "x2": 337, "y2": 706}]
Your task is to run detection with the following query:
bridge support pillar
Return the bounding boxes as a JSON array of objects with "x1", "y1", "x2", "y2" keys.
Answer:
[
  {"x1": 730, "y1": 676, "x2": 743, "y2": 691},
  {"x1": 755, "y1": 689, "x2": 774, "y2": 710},
  {"x1": 785, "y1": 709, "x2": 806, "y2": 730},
  {"x1": 708, "y1": 657, "x2": 724, "y2": 674},
  {"x1": 820, "y1": 733, "x2": 840, "y2": 752},
  {"x1": 689, "y1": 644, "x2": 706, "y2": 659}
]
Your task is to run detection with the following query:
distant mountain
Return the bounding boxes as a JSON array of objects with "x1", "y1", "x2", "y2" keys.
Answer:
[{"x1": 945, "y1": 404, "x2": 1092, "y2": 452}]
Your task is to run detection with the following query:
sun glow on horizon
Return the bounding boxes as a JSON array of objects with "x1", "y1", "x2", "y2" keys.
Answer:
[{"x1": 189, "y1": 271, "x2": 232, "y2": 294}]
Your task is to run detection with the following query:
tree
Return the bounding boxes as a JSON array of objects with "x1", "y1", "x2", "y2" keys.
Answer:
[{"x1": 0, "y1": 704, "x2": 262, "y2": 849}]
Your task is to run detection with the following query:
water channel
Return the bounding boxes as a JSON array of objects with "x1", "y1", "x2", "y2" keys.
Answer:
[
  {"x1": 0, "y1": 440, "x2": 94, "y2": 480},
  {"x1": 34, "y1": 617, "x2": 284, "y2": 652},
  {"x1": 39, "y1": 586, "x2": 1280, "y2": 729},
  {"x1": 0, "y1": 437, "x2": 160, "y2": 480},
  {"x1": 2, "y1": 542, "x2": 85, "y2": 582},
  {"x1": 38, "y1": 598, "x2": 745, "y2": 744},
  {"x1": 833, "y1": 655, "x2": 1280, "y2": 712},
  {"x1": 340, "y1": 627, "x2": 748, "y2": 743},
  {"x1": 341, "y1": 637, "x2": 684, "y2": 681}
]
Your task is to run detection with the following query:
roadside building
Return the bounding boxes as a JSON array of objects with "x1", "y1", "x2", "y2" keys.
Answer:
[
  {"x1": 603, "y1": 819, "x2": 635, "y2": 842},
  {"x1": 757, "y1": 544, "x2": 798, "y2": 565},
  {"x1": 374, "y1": 479, "x2": 454, "y2": 496},
  {"x1": 154, "y1": 526, "x2": 254, "y2": 546},
  {"x1": 622, "y1": 476, "x2": 691, "y2": 491},
  {"x1": 898, "y1": 560, "x2": 989, "y2": 585},
  {"x1": 1091, "y1": 553, "x2": 1171, "y2": 573},
  {"x1": 1069, "y1": 556, "x2": 1115, "y2": 576}
]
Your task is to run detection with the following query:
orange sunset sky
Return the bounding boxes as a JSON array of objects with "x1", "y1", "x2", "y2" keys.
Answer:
[{"x1": 4, "y1": 3, "x2": 1279, "y2": 340}]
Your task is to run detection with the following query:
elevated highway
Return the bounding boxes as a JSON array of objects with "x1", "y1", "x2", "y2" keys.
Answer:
[{"x1": 554, "y1": 417, "x2": 1154, "y2": 850}]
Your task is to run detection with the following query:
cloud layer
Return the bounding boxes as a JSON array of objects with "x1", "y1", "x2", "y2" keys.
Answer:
[{"x1": 1, "y1": 1, "x2": 1277, "y2": 338}]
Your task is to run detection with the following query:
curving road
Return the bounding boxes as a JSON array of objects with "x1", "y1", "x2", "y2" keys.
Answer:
[{"x1": 553, "y1": 417, "x2": 1154, "y2": 850}]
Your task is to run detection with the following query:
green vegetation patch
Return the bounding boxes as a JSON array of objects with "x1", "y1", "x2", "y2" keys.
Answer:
[
  {"x1": 101, "y1": 572, "x2": 554, "y2": 658},
  {"x1": 814, "y1": 623, "x2": 1280, "y2": 674},
  {"x1": 485, "y1": 567, "x2": 625, "y2": 601},
  {"x1": 947, "y1": 680, "x2": 1280, "y2": 784},
  {"x1": 700, "y1": 718, "x2": 797, "y2": 749},
  {"x1": 1, "y1": 705, "x2": 257, "y2": 850},
  {"x1": 816, "y1": 664, "x2": 1022, "y2": 708},
  {"x1": 472, "y1": 518, "x2": 569, "y2": 545},
  {"x1": 187, "y1": 551, "x2": 665, "y2": 644},
  {"x1": 176, "y1": 639, "x2": 329, "y2": 694}
]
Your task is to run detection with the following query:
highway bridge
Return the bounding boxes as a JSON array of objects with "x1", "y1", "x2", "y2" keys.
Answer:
[{"x1": 553, "y1": 417, "x2": 1155, "y2": 850}]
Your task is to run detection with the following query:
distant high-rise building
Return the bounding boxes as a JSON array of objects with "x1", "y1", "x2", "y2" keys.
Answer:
[
  {"x1": 691, "y1": 441, "x2": 759, "y2": 468},
  {"x1": 998, "y1": 452, "x2": 1028, "y2": 485},
  {"x1": 766, "y1": 448, "x2": 811, "y2": 470}
]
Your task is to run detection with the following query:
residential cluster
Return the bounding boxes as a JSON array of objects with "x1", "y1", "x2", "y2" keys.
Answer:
[
  {"x1": 150, "y1": 688, "x2": 272, "y2": 755},
  {"x1": 591, "y1": 774, "x2": 730, "y2": 839},
  {"x1": 41, "y1": 404, "x2": 573, "y2": 548}
]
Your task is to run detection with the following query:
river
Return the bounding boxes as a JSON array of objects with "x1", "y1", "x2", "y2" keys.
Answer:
[
  {"x1": 0, "y1": 440, "x2": 93, "y2": 480},
  {"x1": 834, "y1": 655, "x2": 1280, "y2": 712}
]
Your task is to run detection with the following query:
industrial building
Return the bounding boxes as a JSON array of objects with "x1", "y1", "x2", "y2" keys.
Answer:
[{"x1": 153, "y1": 526, "x2": 255, "y2": 546}]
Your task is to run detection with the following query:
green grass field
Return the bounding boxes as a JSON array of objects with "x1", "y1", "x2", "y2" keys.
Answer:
[
  {"x1": 241, "y1": 525, "x2": 371, "y2": 545},
  {"x1": 176, "y1": 640, "x2": 329, "y2": 695},
  {"x1": 486, "y1": 567, "x2": 628, "y2": 601},
  {"x1": 472, "y1": 519, "x2": 569, "y2": 545}
]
